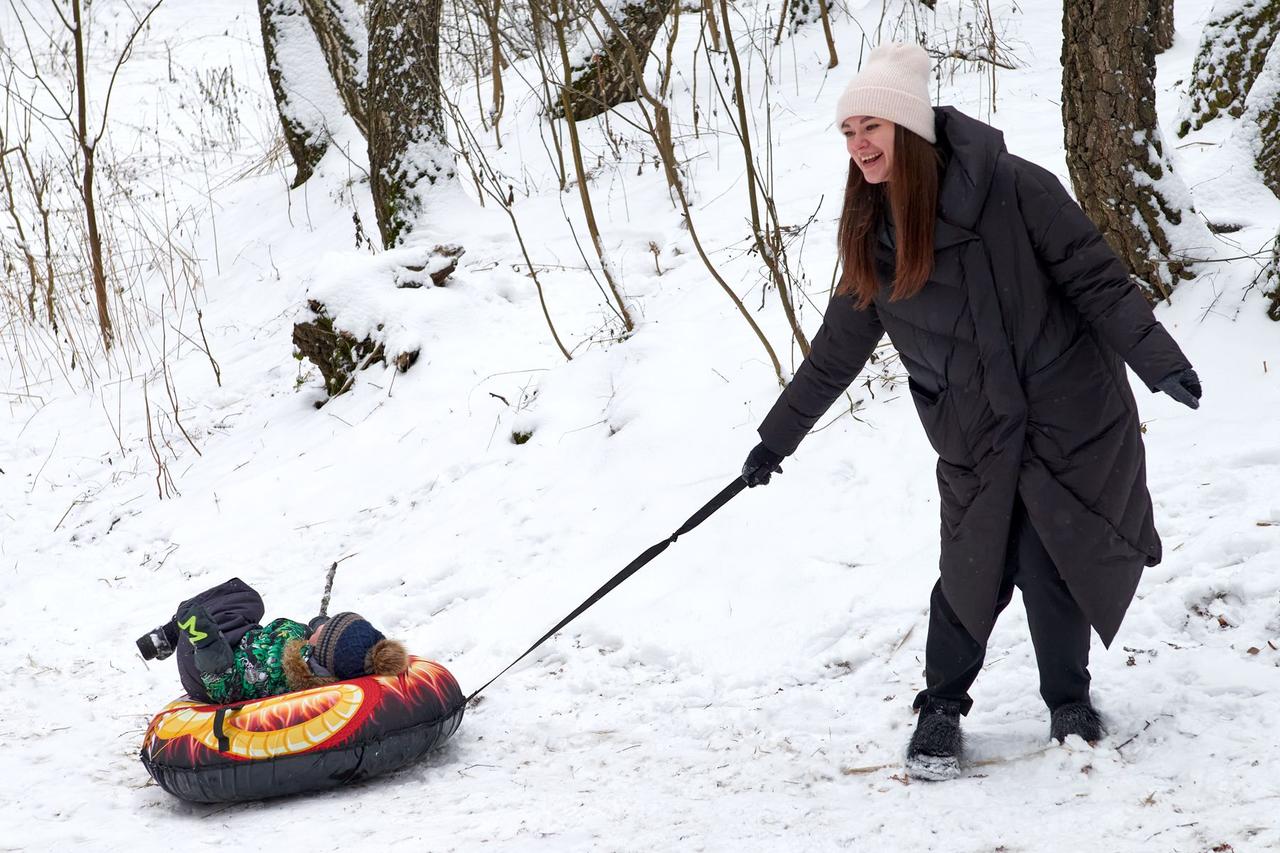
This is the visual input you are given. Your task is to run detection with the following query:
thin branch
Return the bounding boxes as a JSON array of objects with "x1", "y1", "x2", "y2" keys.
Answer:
[{"x1": 94, "y1": 0, "x2": 167, "y2": 148}]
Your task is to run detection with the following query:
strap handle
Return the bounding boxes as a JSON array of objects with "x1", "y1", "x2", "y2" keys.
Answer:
[
  {"x1": 212, "y1": 707, "x2": 231, "y2": 753},
  {"x1": 466, "y1": 477, "x2": 747, "y2": 702}
]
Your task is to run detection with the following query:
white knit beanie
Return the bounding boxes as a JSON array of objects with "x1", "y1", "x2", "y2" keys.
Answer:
[{"x1": 834, "y1": 42, "x2": 936, "y2": 143}]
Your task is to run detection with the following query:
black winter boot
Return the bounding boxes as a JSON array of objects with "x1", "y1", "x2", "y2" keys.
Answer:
[
  {"x1": 1050, "y1": 701, "x2": 1105, "y2": 744},
  {"x1": 905, "y1": 700, "x2": 964, "y2": 781}
]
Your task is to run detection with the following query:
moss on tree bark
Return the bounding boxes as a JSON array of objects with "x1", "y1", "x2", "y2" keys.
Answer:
[
  {"x1": 1178, "y1": 0, "x2": 1279, "y2": 136},
  {"x1": 366, "y1": 0, "x2": 454, "y2": 247}
]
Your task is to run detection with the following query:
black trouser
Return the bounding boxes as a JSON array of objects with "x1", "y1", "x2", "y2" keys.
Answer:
[
  {"x1": 913, "y1": 495, "x2": 1092, "y2": 715},
  {"x1": 172, "y1": 577, "x2": 265, "y2": 701}
]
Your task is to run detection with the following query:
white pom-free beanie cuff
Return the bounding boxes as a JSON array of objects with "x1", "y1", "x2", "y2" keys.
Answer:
[{"x1": 835, "y1": 87, "x2": 936, "y2": 143}]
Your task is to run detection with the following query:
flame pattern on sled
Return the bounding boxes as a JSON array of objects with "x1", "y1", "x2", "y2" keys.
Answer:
[{"x1": 141, "y1": 657, "x2": 466, "y2": 802}]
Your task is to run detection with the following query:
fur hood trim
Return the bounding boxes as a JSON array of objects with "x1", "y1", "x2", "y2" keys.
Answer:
[{"x1": 283, "y1": 639, "x2": 337, "y2": 692}]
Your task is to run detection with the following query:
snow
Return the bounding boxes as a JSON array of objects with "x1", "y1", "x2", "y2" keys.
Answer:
[{"x1": 1, "y1": 0, "x2": 1279, "y2": 850}]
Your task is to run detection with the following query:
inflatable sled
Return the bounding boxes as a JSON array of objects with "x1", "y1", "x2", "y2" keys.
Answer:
[{"x1": 141, "y1": 656, "x2": 465, "y2": 803}]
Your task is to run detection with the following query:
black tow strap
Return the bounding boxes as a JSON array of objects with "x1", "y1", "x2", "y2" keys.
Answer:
[{"x1": 466, "y1": 477, "x2": 747, "y2": 702}]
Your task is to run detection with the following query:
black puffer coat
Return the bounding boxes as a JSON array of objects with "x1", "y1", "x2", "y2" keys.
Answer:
[{"x1": 759, "y1": 107, "x2": 1192, "y2": 647}]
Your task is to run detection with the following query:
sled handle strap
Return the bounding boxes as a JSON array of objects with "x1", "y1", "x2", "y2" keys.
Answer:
[
  {"x1": 466, "y1": 477, "x2": 748, "y2": 702},
  {"x1": 212, "y1": 707, "x2": 231, "y2": 753}
]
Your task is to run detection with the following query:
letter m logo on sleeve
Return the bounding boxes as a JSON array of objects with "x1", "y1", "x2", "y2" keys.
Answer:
[{"x1": 178, "y1": 615, "x2": 208, "y2": 644}]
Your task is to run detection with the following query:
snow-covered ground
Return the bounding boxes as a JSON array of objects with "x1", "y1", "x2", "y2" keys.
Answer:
[{"x1": 2, "y1": 0, "x2": 1278, "y2": 850}]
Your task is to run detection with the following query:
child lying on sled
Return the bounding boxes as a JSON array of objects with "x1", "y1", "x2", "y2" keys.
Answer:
[{"x1": 137, "y1": 577, "x2": 408, "y2": 704}]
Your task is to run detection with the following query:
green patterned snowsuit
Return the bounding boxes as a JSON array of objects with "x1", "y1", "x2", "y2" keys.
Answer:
[{"x1": 200, "y1": 618, "x2": 315, "y2": 704}]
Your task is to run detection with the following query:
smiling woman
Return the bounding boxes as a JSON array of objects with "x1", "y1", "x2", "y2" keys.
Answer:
[{"x1": 738, "y1": 41, "x2": 1202, "y2": 783}]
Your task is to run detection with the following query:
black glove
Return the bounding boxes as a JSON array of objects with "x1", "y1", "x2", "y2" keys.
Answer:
[
  {"x1": 176, "y1": 603, "x2": 222, "y2": 649},
  {"x1": 741, "y1": 442, "x2": 785, "y2": 487},
  {"x1": 1154, "y1": 367, "x2": 1201, "y2": 410}
]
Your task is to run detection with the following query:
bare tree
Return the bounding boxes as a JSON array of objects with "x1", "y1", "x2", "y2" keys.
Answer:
[
  {"x1": 0, "y1": 116, "x2": 43, "y2": 323},
  {"x1": 11, "y1": 0, "x2": 166, "y2": 349},
  {"x1": 549, "y1": 0, "x2": 635, "y2": 333},
  {"x1": 1177, "y1": 0, "x2": 1279, "y2": 136},
  {"x1": 585, "y1": 0, "x2": 785, "y2": 382},
  {"x1": 366, "y1": 0, "x2": 455, "y2": 247},
  {"x1": 1265, "y1": 230, "x2": 1280, "y2": 320},
  {"x1": 716, "y1": 0, "x2": 810, "y2": 355},
  {"x1": 477, "y1": 0, "x2": 506, "y2": 137},
  {"x1": 1062, "y1": 0, "x2": 1198, "y2": 299},
  {"x1": 701, "y1": 0, "x2": 722, "y2": 50},
  {"x1": 257, "y1": 0, "x2": 330, "y2": 187},
  {"x1": 553, "y1": 0, "x2": 674, "y2": 120},
  {"x1": 71, "y1": 0, "x2": 111, "y2": 347}
]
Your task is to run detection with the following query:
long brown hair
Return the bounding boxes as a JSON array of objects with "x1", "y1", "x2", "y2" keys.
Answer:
[{"x1": 836, "y1": 124, "x2": 943, "y2": 309}]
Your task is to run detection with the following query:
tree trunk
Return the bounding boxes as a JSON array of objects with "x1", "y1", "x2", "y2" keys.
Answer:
[
  {"x1": 298, "y1": 0, "x2": 369, "y2": 137},
  {"x1": 366, "y1": 0, "x2": 455, "y2": 247},
  {"x1": 817, "y1": 0, "x2": 838, "y2": 68},
  {"x1": 702, "y1": 0, "x2": 721, "y2": 51},
  {"x1": 1062, "y1": 0, "x2": 1196, "y2": 300},
  {"x1": 1177, "y1": 0, "x2": 1280, "y2": 136},
  {"x1": 1239, "y1": 32, "x2": 1280, "y2": 197},
  {"x1": 481, "y1": 0, "x2": 505, "y2": 131},
  {"x1": 258, "y1": 0, "x2": 330, "y2": 187},
  {"x1": 554, "y1": 0, "x2": 674, "y2": 121},
  {"x1": 71, "y1": 0, "x2": 113, "y2": 349},
  {"x1": 1151, "y1": 0, "x2": 1174, "y2": 52}
]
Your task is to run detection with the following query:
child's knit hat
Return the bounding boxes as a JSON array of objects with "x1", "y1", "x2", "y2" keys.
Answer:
[{"x1": 313, "y1": 612, "x2": 407, "y2": 680}]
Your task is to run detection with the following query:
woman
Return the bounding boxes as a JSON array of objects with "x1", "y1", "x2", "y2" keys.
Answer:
[{"x1": 740, "y1": 43, "x2": 1201, "y2": 781}]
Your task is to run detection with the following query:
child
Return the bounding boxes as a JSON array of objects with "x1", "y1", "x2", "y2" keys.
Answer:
[{"x1": 137, "y1": 577, "x2": 409, "y2": 704}]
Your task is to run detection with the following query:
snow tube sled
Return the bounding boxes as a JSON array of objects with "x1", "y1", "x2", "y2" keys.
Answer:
[{"x1": 140, "y1": 656, "x2": 465, "y2": 803}]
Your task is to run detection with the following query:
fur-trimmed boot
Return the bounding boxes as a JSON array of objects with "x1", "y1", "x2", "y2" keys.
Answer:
[
  {"x1": 905, "y1": 700, "x2": 964, "y2": 781},
  {"x1": 1050, "y1": 701, "x2": 1105, "y2": 744}
]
